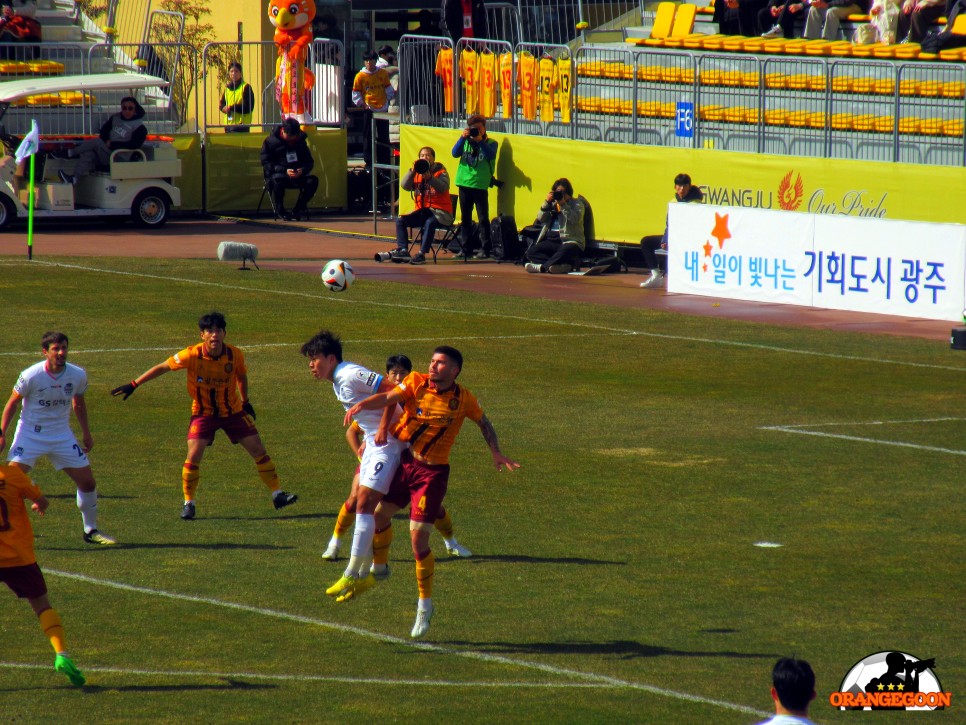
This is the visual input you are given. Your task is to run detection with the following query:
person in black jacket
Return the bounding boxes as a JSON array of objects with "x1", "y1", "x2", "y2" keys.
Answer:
[
  {"x1": 639, "y1": 173, "x2": 704, "y2": 289},
  {"x1": 259, "y1": 118, "x2": 319, "y2": 220},
  {"x1": 442, "y1": 0, "x2": 488, "y2": 42}
]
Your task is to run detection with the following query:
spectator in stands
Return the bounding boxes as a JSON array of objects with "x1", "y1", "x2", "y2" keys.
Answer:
[
  {"x1": 259, "y1": 117, "x2": 319, "y2": 221},
  {"x1": 312, "y1": 13, "x2": 342, "y2": 64},
  {"x1": 56, "y1": 97, "x2": 147, "y2": 185},
  {"x1": 218, "y1": 61, "x2": 255, "y2": 133},
  {"x1": 413, "y1": 8, "x2": 443, "y2": 36},
  {"x1": 0, "y1": 0, "x2": 41, "y2": 61},
  {"x1": 391, "y1": 146, "x2": 453, "y2": 265},
  {"x1": 897, "y1": 0, "x2": 951, "y2": 43},
  {"x1": 804, "y1": 0, "x2": 866, "y2": 40},
  {"x1": 376, "y1": 44, "x2": 396, "y2": 68},
  {"x1": 754, "y1": 657, "x2": 817, "y2": 725},
  {"x1": 353, "y1": 50, "x2": 394, "y2": 209},
  {"x1": 868, "y1": 0, "x2": 902, "y2": 42},
  {"x1": 639, "y1": 173, "x2": 703, "y2": 290},
  {"x1": 524, "y1": 178, "x2": 585, "y2": 275},
  {"x1": 760, "y1": 0, "x2": 808, "y2": 38},
  {"x1": 442, "y1": 0, "x2": 488, "y2": 42},
  {"x1": 452, "y1": 114, "x2": 497, "y2": 259},
  {"x1": 714, "y1": 0, "x2": 770, "y2": 36}
]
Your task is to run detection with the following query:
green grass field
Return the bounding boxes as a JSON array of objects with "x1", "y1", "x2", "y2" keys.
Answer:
[{"x1": 0, "y1": 256, "x2": 962, "y2": 724}]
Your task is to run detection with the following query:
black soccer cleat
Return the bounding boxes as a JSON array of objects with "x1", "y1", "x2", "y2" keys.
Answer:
[
  {"x1": 273, "y1": 491, "x2": 298, "y2": 510},
  {"x1": 181, "y1": 501, "x2": 196, "y2": 520}
]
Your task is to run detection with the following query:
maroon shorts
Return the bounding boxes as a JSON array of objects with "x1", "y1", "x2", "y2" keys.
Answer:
[
  {"x1": 187, "y1": 412, "x2": 258, "y2": 444},
  {"x1": 0, "y1": 562, "x2": 48, "y2": 599},
  {"x1": 383, "y1": 450, "x2": 449, "y2": 523}
]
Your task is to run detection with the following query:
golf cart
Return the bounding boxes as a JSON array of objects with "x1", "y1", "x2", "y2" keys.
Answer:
[{"x1": 0, "y1": 73, "x2": 181, "y2": 229}]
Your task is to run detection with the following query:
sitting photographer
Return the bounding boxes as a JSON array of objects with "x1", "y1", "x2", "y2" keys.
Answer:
[
  {"x1": 523, "y1": 178, "x2": 585, "y2": 275},
  {"x1": 390, "y1": 147, "x2": 453, "y2": 265},
  {"x1": 452, "y1": 114, "x2": 497, "y2": 259}
]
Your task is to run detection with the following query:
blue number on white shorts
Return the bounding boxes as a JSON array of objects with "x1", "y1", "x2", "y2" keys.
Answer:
[
  {"x1": 373, "y1": 461, "x2": 383, "y2": 474},
  {"x1": 72, "y1": 444, "x2": 84, "y2": 457}
]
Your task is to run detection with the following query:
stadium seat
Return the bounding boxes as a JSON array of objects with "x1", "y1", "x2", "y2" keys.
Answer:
[
  {"x1": 831, "y1": 75, "x2": 854, "y2": 92},
  {"x1": 642, "y1": 2, "x2": 677, "y2": 46},
  {"x1": 942, "y1": 119, "x2": 964, "y2": 136},
  {"x1": 898, "y1": 116, "x2": 921, "y2": 134},
  {"x1": 765, "y1": 72, "x2": 787, "y2": 89},
  {"x1": 741, "y1": 37, "x2": 768, "y2": 52}
]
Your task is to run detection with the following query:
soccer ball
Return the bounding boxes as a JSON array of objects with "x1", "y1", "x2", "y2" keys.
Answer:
[{"x1": 321, "y1": 259, "x2": 354, "y2": 292}]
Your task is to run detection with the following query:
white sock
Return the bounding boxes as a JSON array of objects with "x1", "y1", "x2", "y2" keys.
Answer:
[
  {"x1": 444, "y1": 536, "x2": 457, "y2": 548},
  {"x1": 346, "y1": 513, "x2": 375, "y2": 578},
  {"x1": 418, "y1": 597, "x2": 433, "y2": 612},
  {"x1": 76, "y1": 490, "x2": 97, "y2": 533}
]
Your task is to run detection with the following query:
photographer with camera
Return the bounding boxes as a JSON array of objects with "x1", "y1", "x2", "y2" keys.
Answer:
[
  {"x1": 384, "y1": 147, "x2": 453, "y2": 265},
  {"x1": 523, "y1": 178, "x2": 585, "y2": 274},
  {"x1": 451, "y1": 114, "x2": 498, "y2": 259}
]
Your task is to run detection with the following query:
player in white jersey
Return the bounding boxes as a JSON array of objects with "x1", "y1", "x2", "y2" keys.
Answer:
[
  {"x1": 0, "y1": 332, "x2": 116, "y2": 545},
  {"x1": 300, "y1": 330, "x2": 405, "y2": 602}
]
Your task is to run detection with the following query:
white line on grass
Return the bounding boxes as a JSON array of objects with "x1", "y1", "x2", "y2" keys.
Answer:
[
  {"x1": 0, "y1": 661, "x2": 619, "y2": 689},
  {"x1": 760, "y1": 426, "x2": 966, "y2": 457},
  {"x1": 21, "y1": 259, "x2": 966, "y2": 373},
  {"x1": 43, "y1": 568, "x2": 768, "y2": 717}
]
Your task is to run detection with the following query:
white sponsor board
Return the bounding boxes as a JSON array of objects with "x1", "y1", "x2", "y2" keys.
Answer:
[{"x1": 668, "y1": 204, "x2": 966, "y2": 322}]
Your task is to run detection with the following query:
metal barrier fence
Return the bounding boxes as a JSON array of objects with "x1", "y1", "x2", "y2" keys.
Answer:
[
  {"x1": 80, "y1": 0, "x2": 152, "y2": 46},
  {"x1": 401, "y1": 42, "x2": 966, "y2": 167},
  {"x1": 517, "y1": 0, "x2": 641, "y2": 44},
  {"x1": 201, "y1": 40, "x2": 343, "y2": 133},
  {"x1": 398, "y1": 35, "x2": 456, "y2": 130},
  {"x1": 484, "y1": 2, "x2": 525, "y2": 47},
  {"x1": 454, "y1": 37, "x2": 516, "y2": 130}
]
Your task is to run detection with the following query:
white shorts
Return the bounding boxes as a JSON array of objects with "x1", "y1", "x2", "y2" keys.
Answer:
[
  {"x1": 7, "y1": 423, "x2": 90, "y2": 470},
  {"x1": 357, "y1": 435, "x2": 406, "y2": 495}
]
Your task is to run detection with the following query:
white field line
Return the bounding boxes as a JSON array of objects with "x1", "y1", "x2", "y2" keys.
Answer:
[
  {"x1": 5, "y1": 259, "x2": 966, "y2": 372},
  {"x1": 37, "y1": 568, "x2": 767, "y2": 717},
  {"x1": 760, "y1": 417, "x2": 966, "y2": 456}
]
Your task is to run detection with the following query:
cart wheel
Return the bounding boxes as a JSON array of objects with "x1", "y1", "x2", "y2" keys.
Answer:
[
  {"x1": 131, "y1": 188, "x2": 170, "y2": 227},
  {"x1": 0, "y1": 194, "x2": 16, "y2": 230}
]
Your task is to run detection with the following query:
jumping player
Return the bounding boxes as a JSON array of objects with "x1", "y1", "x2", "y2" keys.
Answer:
[
  {"x1": 110, "y1": 311, "x2": 297, "y2": 520},
  {"x1": 1, "y1": 464, "x2": 86, "y2": 686},
  {"x1": 344, "y1": 345, "x2": 519, "y2": 638},
  {"x1": 1, "y1": 331, "x2": 116, "y2": 545},
  {"x1": 322, "y1": 354, "x2": 472, "y2": 562}
]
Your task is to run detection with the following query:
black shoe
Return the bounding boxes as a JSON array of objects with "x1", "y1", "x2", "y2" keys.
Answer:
[
  {"x1": 410, "y1": 253, "x2": 426, "y2": 265},
  {"x1": 181, "y1": 501, "x2": 196, "y2": 520},
  {"x1": 273, "y1": 491, "x2": 298, "y2": 510}
]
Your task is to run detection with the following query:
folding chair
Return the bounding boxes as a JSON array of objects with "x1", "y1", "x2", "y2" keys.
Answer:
[
  {"x1": 406, "y1": 195, "x2": 462, "y2": 263},
  {"x1": 256, "y1": 176, "x2": 280, "y2": 219}
]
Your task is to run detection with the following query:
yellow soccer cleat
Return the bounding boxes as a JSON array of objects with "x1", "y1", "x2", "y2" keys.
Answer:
[
  {"x1": 325, "y1": 574, "x2": 355, "y2": 598},
  {"x1": 335, "y1": 574, "x2": 376, "y2": 603}
]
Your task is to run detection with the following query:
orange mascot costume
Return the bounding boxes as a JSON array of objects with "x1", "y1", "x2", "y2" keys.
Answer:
[{"x1": 268, "y1": 0, "x2": 316, "y2": 121}]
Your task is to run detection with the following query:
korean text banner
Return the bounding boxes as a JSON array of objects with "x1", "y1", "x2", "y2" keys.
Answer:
[{"x1": 668, "y1": 204, "x2": 966, "y2": 322}]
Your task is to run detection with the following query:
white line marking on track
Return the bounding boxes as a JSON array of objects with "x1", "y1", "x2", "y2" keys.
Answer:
[
  {"x1": 10, "y1": 259, "x2": 966, "y2": 372},
  {"x1": 42, "y1": 568, "x2": 768, "y2": 717}
]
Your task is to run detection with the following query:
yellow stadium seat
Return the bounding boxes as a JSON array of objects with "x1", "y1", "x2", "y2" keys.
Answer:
[
  {"x1": 700, "y1": 69, "x2": 723, "y2": 85},
  {"x1": 684, "y1": 33, "x2": 723, "y2": 49},
  {"x1": 898, "y1": 117, "x2": 921, "y2": 134},
  {"x1": 702, "y1": 35, "x2": 727, "y2": 50},
  {"x1": 0, "y1": 61, "x2": 28, "y2": 73},
  {"x1": 852, "y1": 114, "x2": 875, "y2": 131},
  {"x1": 831, "y1": 113, "x2": 853, "y2": 130},
  {"x1": 919, "y1": 80, "x2": 942, "y2": 96},
  {"x1": 638, "y1": 65, "x2": 663, "y2": 82},
  {"x1": 742, "y1": 37, "x2": 768, "y2": 52},
  {"x1": 942, "y1": 119, "x2": 964, "y2": 136},
  {"x1": 721, "y1": 70, "x2": 742, "y2": 86},
  {"x1": 762, "y1": 39, "x2": 789, "y2": 53},
  {"x1": 852, "y1": 77, "x2": 874, "y2": 93},
  {"x1": 661, "y1": 66, "x2": 683, "y2": 83},
  {"x1": 850, "y1": 44, "x2": 874, "y2": 58},
  {"x1": 741, "y1": 71, "x2": 760, "y2": 87},
  {"x1": 786, "y1": 74, "x2": 809, "y2": 89},
  {"x1": 660, "y1": 102, "x2": 677, "y2": 118},
  {"x1": 950, "y1": 13, "x2": 966, "y2": 33},
  {"x1": 830, "y1": 42, "x2": 853, "y2": 56},
  {"x1": 638, "y1": 100, "x2": 664, "y2": 117},
  {"x1": 722, "y1": 35, "x2": 749, "y2": 51},
  {"x1": 745, "y1": 108, "x2": 760, "y2": 124},
  {"x1": 576, "y1": 61, "x2": 602, "y2": 78},
  {"x1": 804, "y1": 40, "x2": 834, "y2": 55},
  {"x1": 942, "y1": 80, "x2": 966, "y2": 98},
  {"x1": 724, "y1": 106, "x2": 747, "y2": 122},
  {"x1": 576, "y1": 95, "x2": 601, "y2": 112},
  {"x1": 872, "y1": 44, "x2": 899, "y2": 58},
  {"x1": 643, "y1": 2, "x2": 678, "y2": 46},
  {"x1": 898, "y1": 79, "x2": 920, "y2": 95},
  {"x1": 939, "y1": 48, "x2": 966, "y2": 60},
  {"x1": 807, "y1": 112, "x2": 827, "y2": 129},
  {"x1": 808, "y1": 75, "x2": 827, "y2": 91},
  {"x1": 764, "y1": 72, "x2": 787, "y2": 89},
  {"x1": 671, "y1": 2, "x2": 697, "y2": 35},
  {"x1": 831, "y1": 75, "x2": 854, "y2": 92},
  {"x1": 920, "y1": 117, "x2": 943, "y2": 135},
  {"x1": 873, "y1": 78, "x2": 895, "y2": 95},
  {"x1": 680, "y1": 68, "x2": 695, "y2": 84},
  {"x1": 787, "y1": 110, "x2": 808, "y2": 127},
  {"x1": 699, "y1": 104, "x2": 724, "y2": 120},
  {"x1": 782, "y1": 39, "x2": 809, "y2": 54},
  {"x1": 873, "y1": 115, "x2": 894, "y2": 133},
  {"x1": 764, "y1": 108, "x2": 788, "y2": 125},
  {"x1": 917, "y1": 52, "x2": 938, "y2": 60},
  {"x1": 895, "y1": 43, "x2": 920, "y2": 59},
  {"x1": 26, "y1": 93, "x2": 61, "y2": 106},
  {"x1": 600, "y1": 98, "x2": 622, "y2": 114}
]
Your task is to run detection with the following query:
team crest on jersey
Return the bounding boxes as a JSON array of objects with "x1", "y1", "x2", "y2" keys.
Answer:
[
  {"x1": 13, "y1": 446, "x2": 23, "y2": 457},
  {"x1": 64, "y1": 383, "x2": 73, "y2": 395},
  {"x1": 448, "y1": 398, "x2": 459, "y2": 410},
  {"x1": 225, "y1": 363, "x2": 233, "y2": 373}
]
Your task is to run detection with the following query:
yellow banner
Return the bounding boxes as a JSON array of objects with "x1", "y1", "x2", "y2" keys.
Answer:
[{"x1": 400, "y1": 126, "x2": 966, "y2": 243}]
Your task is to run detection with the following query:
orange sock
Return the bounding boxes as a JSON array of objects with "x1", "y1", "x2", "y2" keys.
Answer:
[
  {"x1": 334, "y1": 502, "x2": 356, "y2": 537},
  {"x1": 373, "y1": 525, "x2": 393, "y2": 566},
  {"x1": 254, "y1": 455, "x2": 280, "y2": 492},
  {"x1": 39, "y1": 607, "x2": 66, "y2": 654},
  {"x1": 415, "y1": 549, "x2": 434, "y2": 599},
  {"x1": 182, "y1": 462, "x2": 199, "y2": 501},
  {"x1": 434, "y1": 508, "x2": 454, "y2": 539}
]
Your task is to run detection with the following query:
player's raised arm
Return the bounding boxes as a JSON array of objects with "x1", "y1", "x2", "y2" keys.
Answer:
[
  {"x1": 0, "y1": 390, "x2": 23, "y2": 453},
  {"x1": 476, "y1": 414, "x2": 520, "y2": 472},
  {"x1": 111, "y1": 361, "x2": 171, "y2": 400},
  {"x1": 343, "y1": 387, "x2": 403, "y2": 427}
]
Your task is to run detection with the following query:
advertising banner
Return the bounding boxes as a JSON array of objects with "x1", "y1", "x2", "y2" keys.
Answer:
[{"x1": 668, "y1": 204, "x2": 966, "y2": 322}]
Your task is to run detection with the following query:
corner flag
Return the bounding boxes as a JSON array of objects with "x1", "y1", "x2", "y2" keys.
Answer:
[
  {"x1": 14, "y1": 119, "x2": 40, "y2": 259},
  {"x1": 15, "y1": 119, "x2": 39, "y2": 163}
]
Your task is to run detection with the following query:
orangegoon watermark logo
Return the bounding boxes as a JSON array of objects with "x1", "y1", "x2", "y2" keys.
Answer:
[{"x1": 830, "y1": 651, "x2": 950, "y2": 711}]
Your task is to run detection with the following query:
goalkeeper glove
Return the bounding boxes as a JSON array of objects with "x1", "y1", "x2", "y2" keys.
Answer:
[
  {"x1": 242, "y1": 400, "x2": 256, "y2": 420},
  {"x1": 111, "y1": 381, "x2": 138, "y2": 400}
]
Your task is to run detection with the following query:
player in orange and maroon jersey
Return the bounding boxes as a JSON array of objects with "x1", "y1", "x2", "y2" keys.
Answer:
[
  {"x1": 111, "y1": 311, "x2": 297, "y2": 520},
  {"x1": 344, "y1": 345, "x2": 519, "y2": 639},
  {"x1": 1, "y1": 464, "x2": 86, "y2": 686}
]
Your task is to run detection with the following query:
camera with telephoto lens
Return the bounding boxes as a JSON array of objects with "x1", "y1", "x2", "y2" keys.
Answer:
[
  {"x1": 374, "y1": 251, "x2": 394, "y2": 262},
  {"x1": 468, "y1": 127, "x2": 480, "y2": 138},
  {"x1": 552, "y1": 189, "x2": 564, "y2": 201},
  {"x1": 413, "y1": 158, "x2": 430, "y2": 174}
]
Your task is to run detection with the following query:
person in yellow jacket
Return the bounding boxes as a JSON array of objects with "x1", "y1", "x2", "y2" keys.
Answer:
[{"x1": 219, "y1": 62, "x2": 255, "y2": 133}]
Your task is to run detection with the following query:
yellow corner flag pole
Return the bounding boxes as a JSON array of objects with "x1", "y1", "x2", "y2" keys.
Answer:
[{"x1": 14, "y1": 119, "x2": 40, "y2": 260}]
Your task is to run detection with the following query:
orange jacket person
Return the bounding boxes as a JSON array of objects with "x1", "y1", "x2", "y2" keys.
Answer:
[{"x1": 110, "y1": 311, "x2": 297, "y2": 520}]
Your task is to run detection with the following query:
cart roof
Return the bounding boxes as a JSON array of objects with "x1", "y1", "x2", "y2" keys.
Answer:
[{"x1": 0, "y1": 73, "x2": 169, "y2": 104}]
